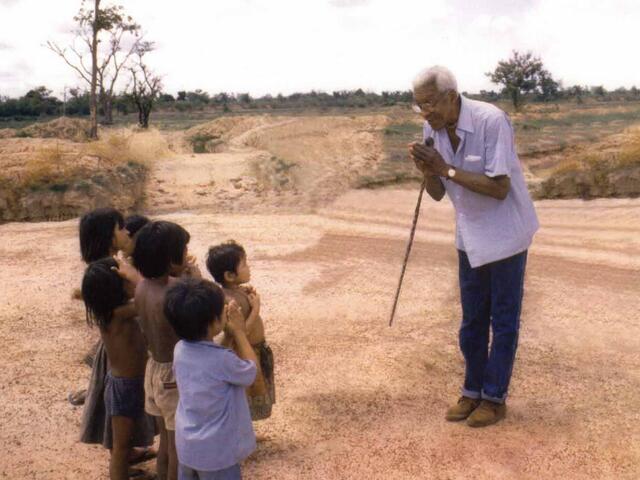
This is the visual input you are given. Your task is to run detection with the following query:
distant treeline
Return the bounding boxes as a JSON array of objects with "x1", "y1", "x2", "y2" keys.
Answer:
[{"x1": 2, "y1": 84, "x2": 640, "y2": 120}]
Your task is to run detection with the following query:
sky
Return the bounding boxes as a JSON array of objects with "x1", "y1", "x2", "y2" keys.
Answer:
[{"x1": 0, "y1": 0, "x2": 638, "y2": 98}]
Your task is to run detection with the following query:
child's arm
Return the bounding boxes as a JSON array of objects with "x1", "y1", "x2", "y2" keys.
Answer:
[
  {"x1": 245, "y1": 291, "x2": 261, "y2": 333},
  {"x1": 224, "y1": 302, "x2": 257, "y2": 365}
]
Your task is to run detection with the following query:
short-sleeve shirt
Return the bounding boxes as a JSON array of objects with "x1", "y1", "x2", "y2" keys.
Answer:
[
  {"x1": 423, "y1": 95, "x2": 539, "y2": 267},
  {"x1": 173, "y1": 340, "x2": 257, "y2": 472}
]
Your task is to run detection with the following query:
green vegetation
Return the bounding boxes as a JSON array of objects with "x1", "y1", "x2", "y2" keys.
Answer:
[{"x1": 188, "y1": 133, "x2": 218, "y2": 153}]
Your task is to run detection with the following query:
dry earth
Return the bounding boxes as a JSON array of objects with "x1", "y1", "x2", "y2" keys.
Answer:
[{"x1": 1, "y1": 115, "x2": 640, "y2": 479}]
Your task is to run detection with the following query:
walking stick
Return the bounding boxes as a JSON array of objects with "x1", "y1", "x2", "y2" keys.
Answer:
[{"x1": 388, "y1": 137, "x2": 433, "y2": 327}]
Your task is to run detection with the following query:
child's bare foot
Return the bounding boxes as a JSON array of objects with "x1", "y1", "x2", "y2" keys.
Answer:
[
  {"x1": 67, "y1": 389, "x2": 86, "y2": 406},
  {"x1": 128, "y1": 467, "x2": 157, "y2": 479},
  {"x1": 129, "y1": 447, "x2": 157, "y2": 465}
]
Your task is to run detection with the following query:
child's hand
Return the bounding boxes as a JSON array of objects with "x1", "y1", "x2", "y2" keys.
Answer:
[
  {"x1": 248, "y1": 292, "x2": 261, "y2": 315},
  {"x1": 182, "y1": 254, "x2": 202, "y2": 279},
  {"x1": 240, "y1": 284, "x2": 256, "y2": 296},
  {"x1": 224, "y1": 301, "x2": 246, "y2": 336},
  {"x1": 111, "y1": 252, "x2": 141, "y2": 294}
]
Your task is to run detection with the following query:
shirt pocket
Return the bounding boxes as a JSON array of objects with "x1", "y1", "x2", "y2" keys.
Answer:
[{"x1": 463, "y1": 154, "x2": 485, "y2": 174}]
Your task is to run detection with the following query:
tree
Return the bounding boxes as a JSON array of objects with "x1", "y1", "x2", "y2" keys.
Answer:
[
  {"x1": 537, "y1": 70, "x2": 561, "y2": 102},
  {"x1": 48, "y1": 0, "x2": 141, "y2": 135},
  {"x1": 127, "y1": 42, "x2": 162, "y2": 129},
  {"x1": 93, "y1": 6, "x2": 140, "y2": 124},
  {"x1": 568, "y1": 85, "x2": 586, "y2": 104},
  {"x1": 486, "y1": 50, "x2": 546, "y2": 111},
  {"x1": 591, "y1": 85, "x2": 607, "y2": 99}
]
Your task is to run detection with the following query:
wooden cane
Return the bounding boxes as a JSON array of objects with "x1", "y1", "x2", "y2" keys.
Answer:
[{"x1": 388, "y1": 137, "x2": 433, "y2": 327}]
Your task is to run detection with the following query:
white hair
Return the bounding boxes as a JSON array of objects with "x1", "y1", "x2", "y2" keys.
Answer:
[{"x1": 412, "y1": 66, "x2": 458, "y2": 92}]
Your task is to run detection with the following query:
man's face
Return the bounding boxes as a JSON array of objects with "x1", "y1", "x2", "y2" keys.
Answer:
[{"x1": 413, "y1": 82, "x2": 456, "y2": 130}]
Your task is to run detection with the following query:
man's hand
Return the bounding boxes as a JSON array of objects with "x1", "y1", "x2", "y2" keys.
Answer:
[{"x1": 409, "y1": 141, "x2": 449, "y2": 177}]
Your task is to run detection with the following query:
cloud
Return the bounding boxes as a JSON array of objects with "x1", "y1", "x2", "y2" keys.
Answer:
[
  {"x1": 0, "y1": 0, "x2": 638, "y2": 98},
  {"x1": 329, "y1": 0, "x2": 370, "y2": 7}
]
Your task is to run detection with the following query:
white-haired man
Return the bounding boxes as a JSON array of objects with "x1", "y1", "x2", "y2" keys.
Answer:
[{"x1": 409, "y1": 66, "x2": 538, "y2": 427}]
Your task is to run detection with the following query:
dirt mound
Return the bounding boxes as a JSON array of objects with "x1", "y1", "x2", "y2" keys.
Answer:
[
  {"x1": 17, "y1": 117, "x2": 92, "y2": 142},
  {"x1": 183, "y1": 116, "x2": 271, "y2": 152},
  {"x1": 0, "y1": 130, "x2": 157, "y2": 222},
  {"x1": 536, "y1": 126, "x2": 640, "y2": 199},
  {"x1": 153, "y1": 114, "x2": 390, "y2": 213},
  {"x1": 233, "y1": 115, "x2": 390, "y2": 207},
  {"x1": 0, "y1": 128, "x2": 16, "y2": 139}
]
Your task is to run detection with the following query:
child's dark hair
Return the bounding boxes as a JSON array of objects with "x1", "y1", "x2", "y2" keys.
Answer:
[
  {"x1": 124, "y1": 214, "x2": 150, "y2": 238},
  {"x1": 164, "y1": 278, "x2": 225, "y2": 341},
  {"x1": 206, "y1": 240, "x2": 246, "y2": 284},
  {"x1": 133, "y1": 221, "x2": 190, "y2": 279},
  {"x1": 81, "y1": 257, "x2": 128, "y2": 329},
  {"x1": 79, "y1": 208, "x2": 124, "y2": 263}
]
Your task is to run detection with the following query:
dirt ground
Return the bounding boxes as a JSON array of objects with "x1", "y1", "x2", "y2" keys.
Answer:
[{"x1": 1, "y1": 117, "x2": 640, "y2": 479}]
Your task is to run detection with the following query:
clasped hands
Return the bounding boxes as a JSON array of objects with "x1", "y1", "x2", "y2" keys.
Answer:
[{"x1": 408, "y1": 141, "x2": 449, "y2": 177}]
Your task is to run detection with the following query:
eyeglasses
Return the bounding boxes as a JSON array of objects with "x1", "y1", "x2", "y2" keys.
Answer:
[{"x1": 412, "y1": 90, "x2": 449, "y2": 113}]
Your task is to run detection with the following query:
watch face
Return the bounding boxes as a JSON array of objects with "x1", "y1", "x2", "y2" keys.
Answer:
[{"x1": 448, "y1": 168, "x2": 456, "y2": 178}]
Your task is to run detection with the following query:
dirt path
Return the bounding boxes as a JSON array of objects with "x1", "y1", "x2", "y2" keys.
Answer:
[
  {"x1": 145, "y1": 115, "x2": 389, "y2": 215},
  {"x1": 1, "y1": 189, "x2": 639, "y2": 479}
]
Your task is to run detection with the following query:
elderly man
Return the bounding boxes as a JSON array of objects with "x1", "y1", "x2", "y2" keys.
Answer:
[{"x1": 409, "y1": 66, "x2": 539, "y2": 427}]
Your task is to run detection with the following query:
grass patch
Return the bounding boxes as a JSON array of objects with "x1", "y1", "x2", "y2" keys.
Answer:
[
  {"x1": 550, "y1": 129, "x2": 640, "y2": 176},
  {"x1": 4, "y1": 129, "x2": 160, "y2": 193}
]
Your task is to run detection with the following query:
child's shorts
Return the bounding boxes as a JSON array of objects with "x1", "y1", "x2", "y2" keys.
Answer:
[
  {"x1": 247, "y1": 341, "x2": 275, "y2": 421},
  {"x1": 179, "y1": 463, "x2": 241, "y2": 480},
  {"x1": 104, "y1": 372, "x2": 145, "y2": 419},
  {"x1": 144, "y1": 357, "x2": 179, "y2": 430}
]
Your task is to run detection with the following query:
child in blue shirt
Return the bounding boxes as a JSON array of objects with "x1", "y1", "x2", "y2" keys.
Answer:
[{"x1": 164, "y1": 277, "x2": 257, "y2": 480}]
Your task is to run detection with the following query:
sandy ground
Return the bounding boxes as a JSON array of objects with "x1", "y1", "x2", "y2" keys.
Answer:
[
  {"x1": 2, "y1": 115, "x2": 640, "y2": 479},
  {"x1": 1, "y1": 186, "x2": 639, "y2": 479}
]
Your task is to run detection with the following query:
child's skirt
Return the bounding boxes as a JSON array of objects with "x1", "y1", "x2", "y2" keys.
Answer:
[{"x1": 247, "y1": 341, "x2": 275, "y2": 421}]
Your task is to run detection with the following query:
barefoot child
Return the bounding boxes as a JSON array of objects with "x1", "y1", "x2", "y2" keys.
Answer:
[
  {"x1": 206, "y1": 241, "x2": 275, "y2": 421},
  {"x1": 133, "y1": 220, "x2": 191, "y2": 480},
  {"x1": 77, "y1": 209, "x2": 156, "y2": 467},
  {"x1": 81, "y1": 257, "x2": 149, "y2": 480},
  {"x1": 164, "y1": 278, "x2": 257, "y2": 480}
]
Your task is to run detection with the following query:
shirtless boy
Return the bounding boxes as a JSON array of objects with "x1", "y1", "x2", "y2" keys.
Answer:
[
  {"x1": 132, "y1": 221, "x2": 191, "y2": 480},
  {"x1": 206, "y1": 240, "x2": 275, "y2": 421}
]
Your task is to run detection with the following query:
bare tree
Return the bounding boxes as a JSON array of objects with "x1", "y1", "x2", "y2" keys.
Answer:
[
  {"x1": 47, "y1": 0, "x2": 141, "y2": 136},
  {"x1": 128, "y1": 42, "x2": 162, "y2": 129}
]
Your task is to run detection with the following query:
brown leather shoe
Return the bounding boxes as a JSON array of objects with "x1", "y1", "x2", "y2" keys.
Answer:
[
  {"x1": 466, "y1": 400, "x2": 506, "y2": 427},
  {"x1": 445, "y1": 396, "x2": 481, "y2": 421}
]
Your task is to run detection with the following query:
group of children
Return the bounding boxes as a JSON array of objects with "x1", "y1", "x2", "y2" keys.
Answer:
[{"x1": 77, "y1": 207, "x2": 275, "y2": 480}]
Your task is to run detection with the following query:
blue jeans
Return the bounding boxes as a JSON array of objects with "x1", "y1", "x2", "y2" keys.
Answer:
[
  {"x1": 179, "y1": 463, "x2": 241, "y2": 480},
  {"x1": 458, "y1": 249, "x2": 528, "y2": 404}
]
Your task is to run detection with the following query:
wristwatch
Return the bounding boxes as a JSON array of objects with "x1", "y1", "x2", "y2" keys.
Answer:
[{"x1": 446, "y1": 167, "x2": 456, "y2": 179}]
